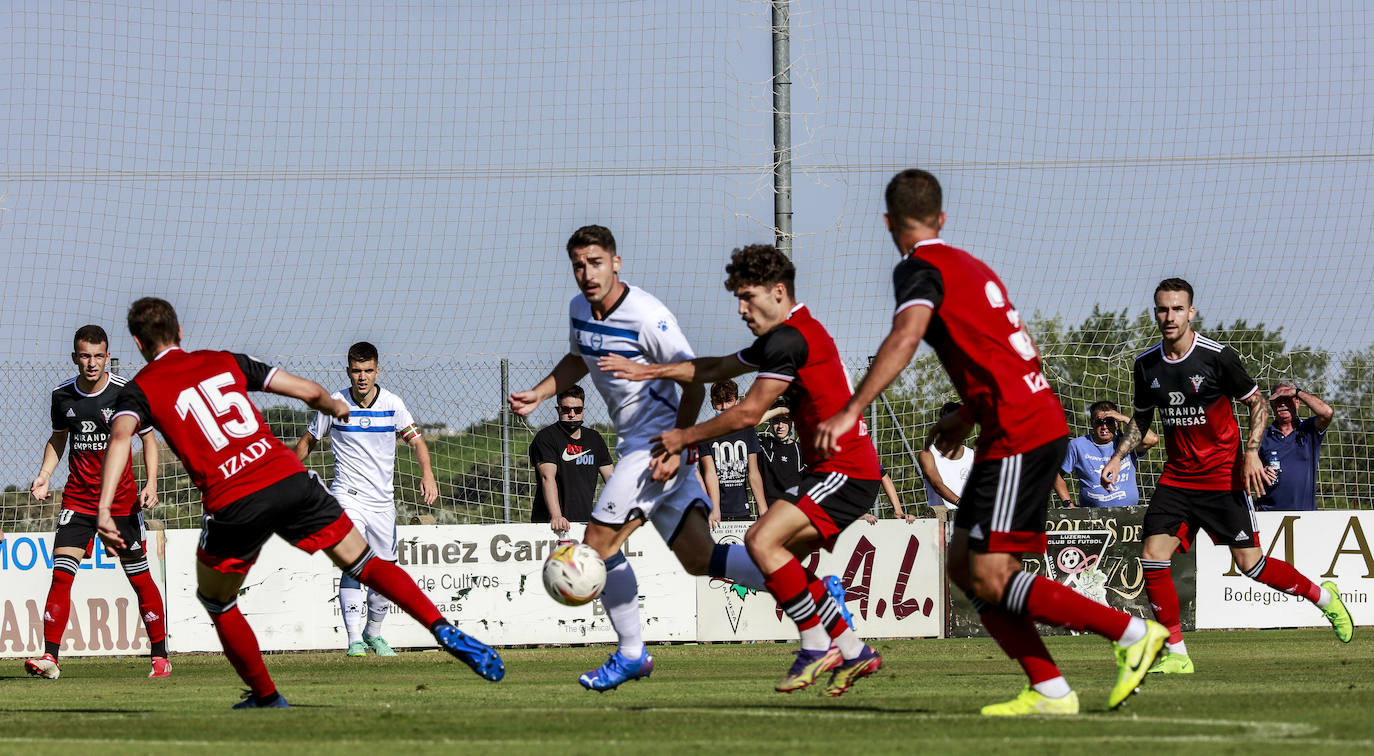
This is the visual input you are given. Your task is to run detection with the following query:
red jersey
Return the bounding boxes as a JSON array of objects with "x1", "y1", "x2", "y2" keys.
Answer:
[
  {"x1": 894, "y1": 239, "x2": 1069, "y2": 461},
  {"x1": 1132, "y1": 333, "x2": 1258, "y2": 491},
  {"x1": 49, "y1": 373, "x2": 149, "y2": 516},
  {"x1": 738, "y1": 304, "x2": 881, "y2": 479},
  {"x1": 113, "y1": 348, "x2": 304, "y2": 512}
]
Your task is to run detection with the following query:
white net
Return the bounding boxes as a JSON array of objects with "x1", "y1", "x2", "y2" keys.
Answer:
[{"x1": 2, "y1": 1, "x2": 1371, "y2": 531}]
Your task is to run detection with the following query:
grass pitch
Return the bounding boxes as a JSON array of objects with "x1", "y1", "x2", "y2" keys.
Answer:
[{"x1": 0, "y1": 629, "x2": 1368, "y2": 755}]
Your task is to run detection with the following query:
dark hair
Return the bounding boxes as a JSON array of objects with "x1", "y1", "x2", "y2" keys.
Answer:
[
  {"x1": 1088, "y1": 400, "x2": 1118, "y2": 416},
  {"x1": 723, "y1": 244, "x2": 795, "y2": 298},
  {"x1": 73, "y1": 324, "x2": 109, "y2": 351},
  {"x1": 567, "y1": 225, "x2": 616, "y2": 256},
  {"x1": 1155, "y1": 277, "x2": 1194, "y2": 305},
  {"x1": 348, "y1": 341, "x2": 379, "y2": 364},
  {"x1": 710, "y1": 379, "x2": 739, "y2": 406},
  {"x1": 939, "y1": 401, "x2": 962, "y2": 417},
  {"x1": 556, "y1": 384, "x2": 585, "y2": 405},
  {"x1": 127, "y1": 298, "x2": 180, "y2": 349},
  {"x1": 886, "y1": 169, "x2": 943, "y2": 228}
]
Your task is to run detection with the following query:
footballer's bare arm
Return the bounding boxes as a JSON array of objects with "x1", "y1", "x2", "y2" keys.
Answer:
[
  {"x1": 268, "y1": 370, "x2": 349, "y2": 422},
  {"x1": 598, "y1": 352, "x2": 750, "y2": 385},
  {"x1": 510, "y1": 353, "x2": 589, "y2": 416}
]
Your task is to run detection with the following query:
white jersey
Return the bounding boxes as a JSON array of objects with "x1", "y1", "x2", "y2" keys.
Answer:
[
  {"x1": 307, "y1": 386, "x2": 416, "y2": 510},
  {"x1": 923, "y1": 443, "x2": 975, "y2": 509},
  {"x1": 570, "y1": 285, "x2": 695, "y2": 454}
]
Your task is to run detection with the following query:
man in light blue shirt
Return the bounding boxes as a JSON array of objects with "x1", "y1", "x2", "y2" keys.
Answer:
[{"x1": 1055, "y1": 401, "x2": 1158, "y2": 507}]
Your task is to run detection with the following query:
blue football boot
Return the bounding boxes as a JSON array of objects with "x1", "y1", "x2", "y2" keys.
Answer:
[
  {"x1": 579, "y1": 648, "x2": 654, "y2": 691},
  {"x1": 434, "y1": 623, "x2": 505, "y2": 682}
]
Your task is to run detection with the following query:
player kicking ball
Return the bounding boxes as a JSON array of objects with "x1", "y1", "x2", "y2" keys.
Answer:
[
  {"x1": 600, "y1": 244, "x2": 884, "y2": 698},
  {"x1": 295, "y1": 341, "x2": 440, "y2": 658},
  {"x1": 95, "y1": 298, "x2": 502, "y2": 709},
  {"x1": 509, "y1": 225, "x2": 768, "y2": 692},
  {"x1": 814, "y1": 170, "x2": 1167, "y2": 714},
  {"x1": 27, "y1": 325, "x2": 170, "y2": 680}
]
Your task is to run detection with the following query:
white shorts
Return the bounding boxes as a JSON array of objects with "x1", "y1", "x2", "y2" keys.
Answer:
[
  {"x1": 591, "y1": 447, "x2": 710, "y2": 542},
  {"x1": 336, "y1": 491, "x2": 398, "y2": 561}
]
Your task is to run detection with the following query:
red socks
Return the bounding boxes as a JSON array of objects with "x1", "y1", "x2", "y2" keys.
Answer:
[
  {"x1": 210, "y1": 605, "x2": 276, "y2": 698},
  {"x1": 1003, "y1": 570, "x2": 1131, "y2": 641},
  {"x1": 1245, "y1": 555, "x2": 1323, "y2": 604},
  {"x1": 978, "y1": 607, "x2": 1061, "y2": 684},
  {"x1": 42, "y1": 560, "x2": 78, "y2": 656},
  {"x1": 357, "y1": 558, "x2": 444, "y2": 628}
]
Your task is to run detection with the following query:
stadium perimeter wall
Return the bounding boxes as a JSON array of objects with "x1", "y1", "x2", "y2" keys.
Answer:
[{"x1": 0, "y1": 513, "x2": 1369, "y2": 658}]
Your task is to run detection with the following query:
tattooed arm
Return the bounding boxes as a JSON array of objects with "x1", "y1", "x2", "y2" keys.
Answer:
[
  {"x1": 1101, "y1": 409, "x2": 1152, "y2": 490},
  {"x1": 1239, "y1": 391, "x2": 1270, "y2": 498}
]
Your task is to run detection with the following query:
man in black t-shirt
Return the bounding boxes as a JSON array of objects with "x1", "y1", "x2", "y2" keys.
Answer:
[
  {"x1": 697, "y1": 380, "x2": 768, "y2": 525},
  {"x1": 529, "y1": 385, "x2": 614, "y2": 534},
  {"x1": 757, "y1": 402, "x2": 804, "y2": 504}
]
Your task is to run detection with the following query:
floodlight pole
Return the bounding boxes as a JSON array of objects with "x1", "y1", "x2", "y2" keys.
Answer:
[{"x1": 772, "y1": 0, "x2": 792, "y2": 258}]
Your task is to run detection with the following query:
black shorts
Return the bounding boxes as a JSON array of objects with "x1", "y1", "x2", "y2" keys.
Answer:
[
  {"x1": 197, "y1": 472, "x2": 353, "y2": 575},
  {"x1": 783, "y1": 472, "x2": 880, "y2": 550},
  {"x1": 955, "y1": 437, "x2": 1067, "y2": 554},
  {"x1": 1144, "y1": 483, "x2": 1260, "y2": 553},
  {"x1": 54, "y1": 509, "x2": 147, "y2": 560}
]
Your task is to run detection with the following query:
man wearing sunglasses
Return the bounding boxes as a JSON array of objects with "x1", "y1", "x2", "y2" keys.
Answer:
[
  {"x1": 529, "y1": 385, "x2": 613, "y2": 534},
  {"x1": 1055, "y1": 401, "x2": 1157, "y2": 508}
]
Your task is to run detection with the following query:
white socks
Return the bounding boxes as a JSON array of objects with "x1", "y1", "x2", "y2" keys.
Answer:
[
  {"x1": 1115, "y1": 616, "x2": 1148, "y2": 648},
  {"x1": 340, "y1": 586, "x2": 366, "y2": 645},
  {"x1": 601, "y1": 557, "x2": 644, "y2": 660},
  {"x1": 365, "y1": 590, "x2": 390, "y2": 638}
]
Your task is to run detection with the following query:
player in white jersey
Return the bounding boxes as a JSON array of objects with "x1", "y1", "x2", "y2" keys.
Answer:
[
  {"x1": 510, "y1": 225, "x2": 767, "y2": 691},
  {"x1": 295, "y1": 341, "x2": 438, "y2": 657}
]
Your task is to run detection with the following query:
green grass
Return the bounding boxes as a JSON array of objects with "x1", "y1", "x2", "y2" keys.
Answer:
[{"x1": 1, "y1": 629, "x2": 1369, "y2": 755}]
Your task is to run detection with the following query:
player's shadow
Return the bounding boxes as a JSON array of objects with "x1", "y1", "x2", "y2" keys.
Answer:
[
  {"x1": 621, "y1": 703, "x2": 937, "y2": 715},
  {"x1": 0, "y1": 707, "x2": 132, "y2": 714}
]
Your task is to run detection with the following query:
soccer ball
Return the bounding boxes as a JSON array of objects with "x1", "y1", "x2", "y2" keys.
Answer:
[{"x1": 542, "y1": 542, "x2": 607, "y2": 606}]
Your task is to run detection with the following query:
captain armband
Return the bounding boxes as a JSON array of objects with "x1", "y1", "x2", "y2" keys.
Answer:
[{"x1": 400, "y1": 424, "x2": 421, "y2": 441}]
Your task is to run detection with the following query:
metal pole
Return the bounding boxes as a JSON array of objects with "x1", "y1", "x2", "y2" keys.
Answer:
[
  {"x1": 500, "y1": 358, "x2": 511, "y2": 523},
  {"x1": 772, "y1": 0, "x2": 792, "y2": 258},
  {"x1": 868, "y1": 355, "x2": 881, "y2": 516}
]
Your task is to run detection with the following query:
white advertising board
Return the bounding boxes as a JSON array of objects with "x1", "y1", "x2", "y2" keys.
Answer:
[
  {"x1": 695, "y1": 520, "x2": 943, "y2": 641},
  {"x1": 162, "y1": 523, "x2": 697, "y2": 652},
  {"x1": 1195, "y1": 510, "x2": 1374, "y2": 629},
  {"x1": 0, "y1": 531, "x2": 169, "y2": 658}
]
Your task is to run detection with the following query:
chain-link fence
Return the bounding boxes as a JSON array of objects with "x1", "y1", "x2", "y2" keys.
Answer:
[{"x1": 4, "y1": 333, "x2": 1368, "y2": 534}]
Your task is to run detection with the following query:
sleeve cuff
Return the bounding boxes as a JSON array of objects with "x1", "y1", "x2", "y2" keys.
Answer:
[{"x1": 895, "y1": 299, "x2": 935, "y2": 315}]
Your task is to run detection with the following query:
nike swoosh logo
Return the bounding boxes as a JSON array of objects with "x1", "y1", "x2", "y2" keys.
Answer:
[{"x1": 561, "y1": 450, "x2": 588, "y2": 462}]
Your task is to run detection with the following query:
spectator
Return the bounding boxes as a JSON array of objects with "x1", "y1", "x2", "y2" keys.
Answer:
[
  {"x1": 861, "y1": 466, "x2": 916, "y2": 524},
  {"x1": 1056, "y1": 400, "x2": 1157, "y2": 507},
  {"x1": 698, "y1": 380, "x2": 768, "y2": 526},
  {"x1": 1256, "y1": 381, "x2": 1334, "y2": 511},
  {"x1": 918, "y1": 402, "x2": 975, "y2": 513},
  {"x1": 529, "y1": 385, "x2": 613, "y2": 534},
  {"x1": 757, "y1": 402, "x2": 804, "y2": 506}
]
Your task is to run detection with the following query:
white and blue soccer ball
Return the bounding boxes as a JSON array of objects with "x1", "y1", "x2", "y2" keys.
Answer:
[{"x1": 542, "y1": 542, "x2": 607, "y2": 606}]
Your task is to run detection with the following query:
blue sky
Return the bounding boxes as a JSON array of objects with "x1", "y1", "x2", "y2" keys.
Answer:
[{"x1": 2, "y1": 1, "x2": 1371, "y2": 480}]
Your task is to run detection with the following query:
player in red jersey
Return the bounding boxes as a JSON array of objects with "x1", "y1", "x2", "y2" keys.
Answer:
[
  {"x1": 600, "y1": 244, "x2": 884, "y2": 697},
  {"x1": 1100, "y1": 278, "x2": 1353, "y2": 674},
  {"x1": 815, "y1": 170, "x2": 1167, "y2": 715},
  {"x1": 94, "y1": 298, "x2": 503, "y2": 708},
  {"x1": 25, "y1": 325, "x2": 170, "y2": 680}
]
